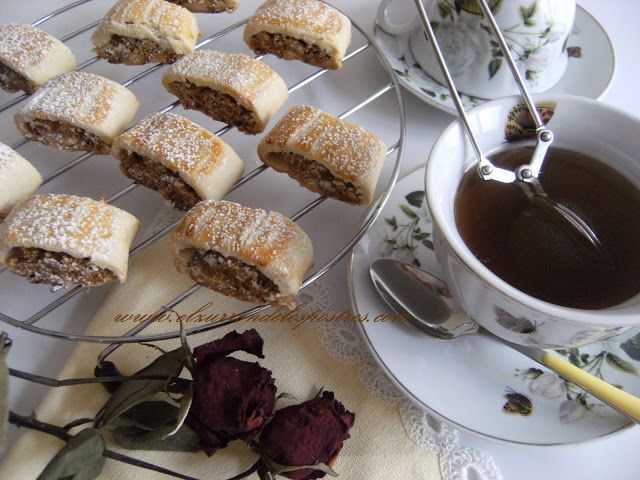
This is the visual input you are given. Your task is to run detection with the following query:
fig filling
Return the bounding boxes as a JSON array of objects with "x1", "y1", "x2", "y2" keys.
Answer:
[
  {"x1": 96, "y1": 35, "x2": 181, "y2": 65},
  {"x1": 119, "y1": 151, "x2": 201, "y2": 210},
  {"x1": 6, "y1": 247, "x2": 117, "y2": 287},
  {"x1": 21, "y1": 119, "x2": 109, "y2": 154},
  {"x1": 167, "y1": 0, "x2": 237, "y2": 13},
  {"x1": 248, "y1": 32, "x2": 335, "y2": 69},
  {"x1": 184, "y1": 249, "x2": 279, "y2": 303},
  {"x1": 0, "y1": 61, "x2": 37, "y2": 94},
  {"x1": 265, "y1": 151, "x2": 361, "y2": 204},
  {"x1": 168, "y1": 81, "x2": 258, "y2": 134}
]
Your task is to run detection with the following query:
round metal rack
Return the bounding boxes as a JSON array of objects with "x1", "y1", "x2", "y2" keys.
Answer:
[{"x1": 0, "y1": 0, "x2": 405, "y2": 356}]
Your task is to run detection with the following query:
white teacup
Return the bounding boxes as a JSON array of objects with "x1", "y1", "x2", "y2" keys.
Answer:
[
  {"x1": 425, "y1": 94, "x2": 640, "y2": 349},
  {"x1": 377, "y1": 0, "x2": 576, "y2": 99}
]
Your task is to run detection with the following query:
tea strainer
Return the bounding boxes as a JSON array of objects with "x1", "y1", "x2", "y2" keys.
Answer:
[{"x1": 414, "y1": 0, "x2": 603, "y2": 254}]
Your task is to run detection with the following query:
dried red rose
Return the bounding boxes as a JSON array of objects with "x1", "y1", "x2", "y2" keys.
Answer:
[
  {"x1": 186, "y1": 329, "x2": 277, "y2": 455},
  {"x1": 258, "y1": 391, "x2": 355, "y2": 480}
]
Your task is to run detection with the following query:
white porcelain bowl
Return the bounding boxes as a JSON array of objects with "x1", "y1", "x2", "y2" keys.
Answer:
[{"x1": 426, "y1": 94, "x2": 640, "y2": 348}]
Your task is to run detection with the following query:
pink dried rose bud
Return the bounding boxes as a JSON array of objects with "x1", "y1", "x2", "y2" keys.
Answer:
[
  {"x1": 186, "y1": 329, "x2": 277, "y2": 455},
  {"x1": 258, "y1": 391, "x2": 355, "y2": 480}
]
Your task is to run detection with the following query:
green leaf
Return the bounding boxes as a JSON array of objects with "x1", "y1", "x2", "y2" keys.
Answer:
[
  {"x1": 112, "y1": 423, "x2": 200, "y2": 452},
  {"x1": 605, "y1": 353, "x2": 638, "y2": 375},
  {"x1": 568, "y1": 349, "x2": 581, "y2": 368},
  {"x1": 621, "y1": 332, "x2": 640, "y2": 361},
  {"x1": 456, "y1": 0, "x2": 503, "y2": 15},
  {"x1": 437, "y1": 2, "x2": 451, "y2": 19},
  {"x1": 94, "y1": 347, "x2": 186, "y2": 428},
  {"x1": 420, "y1": 87, "x2": 437, "y2": 98},
  {"x1": 400, "y1": 204, "x2": 418, "y2": 219},
  {"x1": 385, "y1": 216, "x2": 398, "y2": 231},
  {"x1": 422, "y1": 238, "x2": 434, "y2": 250},
  {"x1": 412, "y1": 258, "x2": 421, "y2": 267},
  {"x1": 405, "y1": 190, "x2": 426, "y2": 208},
  {"x1": 37, "y1": 429, "x2": 106, "y2": 480},
  {"x1": 0, "y1": 334, "x2": 9, "y2": 454},
  {"x1": 488, "y1": 58, "x2": 502, "y2": 79},
  {"x1": 519, "y1": 1, "x2": 538, "y2": 22}
]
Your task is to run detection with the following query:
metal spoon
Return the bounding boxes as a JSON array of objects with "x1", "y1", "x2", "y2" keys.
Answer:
[{"x1": 369, "y1": 258, "x2": 640, "y2": 424}]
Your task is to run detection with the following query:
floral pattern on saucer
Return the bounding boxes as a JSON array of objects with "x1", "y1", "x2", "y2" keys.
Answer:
[
  {"x1": 356, "y1": 167, "x2": 639, "y2": 443},
  {"x1": 513, "y1": 335, "x2": 640, "y2": 424},
  {"x1": 374, "y1": 6, "x2": 613, "y2": 115}
]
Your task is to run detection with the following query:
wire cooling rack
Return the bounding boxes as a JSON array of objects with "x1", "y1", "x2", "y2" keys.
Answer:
[{"x1": 0, "y1": 0, "x2": 405, "y2": 355}]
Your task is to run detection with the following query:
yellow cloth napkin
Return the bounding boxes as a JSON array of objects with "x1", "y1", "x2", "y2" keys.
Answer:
[{"x1": 1, "y1": 237, "x2": 440, "y2": 479}]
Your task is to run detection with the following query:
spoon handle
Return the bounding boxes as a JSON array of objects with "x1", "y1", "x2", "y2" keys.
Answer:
[
  {"x1": 541, "y1": 352, "x2": 640, "y2": 423},
  {"x1": 483, "y1": 328, "x2": 640, "y2": 423}
]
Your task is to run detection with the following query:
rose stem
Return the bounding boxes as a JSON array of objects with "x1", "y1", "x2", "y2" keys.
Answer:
[
  {"x1": 225, "y1": 460, "x2": 263, "y2": 480},
  {"x1": 9, "y1": 368, "x2": 176, "y2": 386},
  {"x1": 8, "y1": 411, "x2": 200, "y2": 480}
]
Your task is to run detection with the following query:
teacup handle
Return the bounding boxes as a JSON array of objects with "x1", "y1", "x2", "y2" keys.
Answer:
[{"x1": 377, "y1": 0, "x2": 420, "y2": 35}]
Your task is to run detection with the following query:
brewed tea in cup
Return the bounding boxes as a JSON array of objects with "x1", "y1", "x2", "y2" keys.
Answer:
[{"x1": 426, "y1": 95, "x2": 640, "y2": 348}]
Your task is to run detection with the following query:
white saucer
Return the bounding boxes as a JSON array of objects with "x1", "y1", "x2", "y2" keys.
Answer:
[
  {"x1": 349, "y1": 166, "x2": 640, "y2": 445},
  {"x1": 374, "y1": 6, "x2": 616, "y2": 114}
]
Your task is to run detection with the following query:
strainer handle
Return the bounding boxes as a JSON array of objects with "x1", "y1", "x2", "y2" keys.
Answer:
[
  {"x1": 476, "y1": 0, "x2": 554, "y2": 182},
  {"x1": 414, "y1": 0, "x2": 554, "y2": 184},
  {"x1": 413, "y1": 0, "x2": 516, "y2": 184}
]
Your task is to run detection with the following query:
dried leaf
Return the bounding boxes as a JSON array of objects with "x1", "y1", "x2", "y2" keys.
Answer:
[
  {"x1": 405, "y1": 190, "x2": 425, "y2": 208},
  {"x1": 94, "y1": 361, "x2": 122, "y2": 394},
  {"x1": 112, "y1": 423, "x2": 200, "y2": 452},
  {"x1": 605, "y1": 353, "x2": 638, "y2": 376},
  {"x1": 109, "y1": 401, "x2": 179, "y2": 431},
  {"x1": 621, "y1": 332, "x2": 640, "y2": 361},
  {"x1": 0, "y1": 333, "x2": 9, "y2": 454},
  {"x1": 37, "y1": 429, "x2": 106, "y2": 480},
  {"x1": 276, "y1": 392, "x2": 297, "y2": 401},
  {"x1": 94, "y1": 347, "x2": 186, "y2": 428},
  {"x1": 163, "y1": 383, "x2": 193, "y2": 439},
  {"x1": 262, "y1": 456, "x2": 339, "y2": 477}
]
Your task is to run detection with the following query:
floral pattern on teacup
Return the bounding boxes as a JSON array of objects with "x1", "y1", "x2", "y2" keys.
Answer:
[{"x1": 435, "y1": 0, "x2": 570, "y2": 83}]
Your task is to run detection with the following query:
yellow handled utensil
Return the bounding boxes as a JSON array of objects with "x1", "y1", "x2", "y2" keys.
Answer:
[{"x1": 370, "y1": 258, "x2": 640, "y2": 424}]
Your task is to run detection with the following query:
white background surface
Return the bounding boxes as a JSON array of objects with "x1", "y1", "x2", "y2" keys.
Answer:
[{"x1": 1, "y1": 0, "x2": 639, "y2": 478}]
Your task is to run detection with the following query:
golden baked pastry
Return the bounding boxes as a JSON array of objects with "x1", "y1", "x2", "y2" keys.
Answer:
[
  {"x1": 0, "y1": 23, "x2": 76, "y2": 94},
  {"x1": 162, "y1": 50, "x2": 288, "y2": 134},
  {"x1": 0, "y1": 194, "x2": 140, "y2": 288},
  {"x1": 112, "y1": 112, "x2": 245, "y2": 210},
  {"x1": 0, "y1": 142, "x2": 42, "y2": 220},
  {"x1": 244, "y1": 0, "x2": 351, "y2": 70},
  {"x1": 166, "y1": 0, "x2": 239, "y2": 13},
  {"x1": 91, "y1": 0, "x2": 199, "y2": 65},
  {"x1": 15, "y1": 72, "x2": 140, "y2": 155},
  {"x1": 258, "y1": 105, "x2": 387, "y2": 205},
  {"x1": 172, "y1": 200, "x2": 314, "y2": 306}
]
